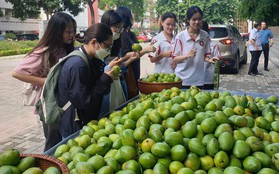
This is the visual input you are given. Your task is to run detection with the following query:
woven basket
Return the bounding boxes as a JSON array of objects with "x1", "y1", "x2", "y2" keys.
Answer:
[
  {"x1": 20, "y1": 154, "x2": 69, "y2": 174},
  {"x1": 138, "y1": 79, "x2": 182, "y2": 94}
]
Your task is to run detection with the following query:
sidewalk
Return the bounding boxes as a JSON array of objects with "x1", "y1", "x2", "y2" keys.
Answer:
[{"x1": 0, "y1": 44, "x2": 279, "y2": 154}]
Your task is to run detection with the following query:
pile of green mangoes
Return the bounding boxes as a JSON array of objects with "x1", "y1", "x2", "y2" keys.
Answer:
[
  {"x1": 54, "y1": 86, "x2": 279, "y2": 174},
  {"x1": 141, "y1": 73, "x2": 181, "y2": 83},
  {"x1": 0, "y1": 149, "x2": 61, "y2": 174}
]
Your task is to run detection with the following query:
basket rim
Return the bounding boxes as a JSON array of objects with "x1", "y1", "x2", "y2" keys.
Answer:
[
  {"x1": 138, "y1": 78, "x2": 182, "y2": 85},
  {"x1": 20, "y1": 154, "x2": 69, "y2": 174}
]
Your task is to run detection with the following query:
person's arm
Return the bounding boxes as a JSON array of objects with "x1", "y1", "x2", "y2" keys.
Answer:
[
  {"x1": 172, "y1": 49, "x2": 196, "y2": 63},
  {"x1": 270, "y1": 38, "x2": 274, "y2": 47},
  {"x1": 12, "y1": 72, "x2": 45, "y2": 86},
  {"x1": 139, "y1": 44, "x2": 156, "y2": 57},
  {"x1": 150, "y1": 50, "x2": 172, "y2": 63}
]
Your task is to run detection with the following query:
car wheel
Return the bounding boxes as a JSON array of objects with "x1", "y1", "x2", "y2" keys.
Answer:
[
  {"x1": 241, "y1": 48, "x2": 248, "y2": 64},
  {"x1": 232, "y1": 53, "x2": 239, "y2": 74}
]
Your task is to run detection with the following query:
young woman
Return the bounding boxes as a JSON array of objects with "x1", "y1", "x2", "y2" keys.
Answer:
[
  {"x1": 201, "y1": 21, "x2": 221, "y2": 89},
  {"x1": 172, "y1": 6, "x2": 218, "y2": 89},
  {"x1": 115, "y1": 6, "x2": 156, "y2": 99},
  {"x1": 149, "y1": 12, "x2": 177, "y2": 74},
  {"x1": 57, "y1": 23, "x2": 116, "y2": 138},
  {"x1": 99, "y1": 10, "x2": 140, "y2": 115},
  {"x1": 12, "y1": 12, "x2": 76, "y2": 151}
]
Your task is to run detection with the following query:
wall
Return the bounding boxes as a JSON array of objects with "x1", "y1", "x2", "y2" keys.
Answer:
[{"x1": 269, "y1": 26, "x2": 279, "y2": 36}]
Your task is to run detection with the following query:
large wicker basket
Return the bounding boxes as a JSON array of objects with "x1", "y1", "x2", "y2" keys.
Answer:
[
  {"x1": 20, "y1": 154, "x2": 69, "y2": 174},
  {"x1": 138, "y1": 79, "x2": 182, "y2": 94}
]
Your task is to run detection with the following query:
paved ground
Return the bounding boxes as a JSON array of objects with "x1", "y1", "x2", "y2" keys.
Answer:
[{"x1": 0, "y1": 39, "x2": 278, "y2": 154}]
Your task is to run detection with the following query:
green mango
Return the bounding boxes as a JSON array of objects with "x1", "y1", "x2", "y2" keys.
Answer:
[
  {"x1": 122, "y1": 129, "x2": 135, "y2": 146},
  {"x1": 202, "y1": 134, "x2": 215, "y2": 146},
  {"x1": 153, "y1": 163, "x2": 168, "y2": 174},
  {"x1": 0, "y1": 149, "x2": 20, "y2": 166},
  {"x1": 270, "y1": 131, "x2": 279, "y2": 143},
  {"x1": 233, "y1": 130, "x2": 246, "y2": 141},
  {"x1": 188, "y1": 138, "x2": 206, "y2": 157},
  {"x1": 96, "y1": 166, "x2": 114, "y2": 174},
  {"x1": 252, "y1": 151, "x2": 272, "y2": 168},
  {"x1": 44, "y1": 166, "x2": 61, "y2": 174},
  {"x1": 214, "y1": 124, "x2": 232, "y2": 137},
  {"x1": 112, "y1": 137, "x2": 123, "y2": 150},
  {"x1": 0, "y1": 166, "x2": 14, "y2": 174},
  {"x1": 181, "y1": 121, "x2": 198, "y2": 138},
  {"x1": 243, "y1": 156, "x2": 262, "y2": 173},
  {"x1": 206, "y1": 138, "x2": 219, "y2": 157},
  {"x1": 223, "y1": 166, "x2": 244, "y2": 174},
  {"x1": 229, "y1": 155, "x2": 242, "y2": 168},
  {"x1": 233, "y1": 140, "x2": 250, "y2": 159},
  {"x1": 218, "y1": 132, "x2": 234, "y2": 151},
  {"x1": 213, "y1": 151, "x2": 229, "y2": 169},
  {"x1": 245, "y1": 136, "x2": 264, "y2": 152},
  {"x1": 238, "y1": 95, "x2": 248, "y2": 108},
  {"x1": 17, "y1": 156, "x2": 36, "y2": 172},
  {"x1": 207, "y1": 167, "x2": 224, "y2": 174},
  {"x1": 257, "y1": 168, "x2": 278, "y2": 174},
  {"x1": 239, "y1": 127, "x2": 254, "y2": 138},
  {"x1": 22, "y1": 167, "x2": 43, "y2": 174},
  {"x1": 184, "y1": 153, "x2": 201, "y2": 171},
  {"x1": 255, "y1": 116, "x2": 271, "y2": 131},
  {"x1": 265, "y1": 144, "x2": 279, "y2": 157},
  {"x1": 272, "y1": 153, "x2": 279, "y2": 171},
  {"x1": 149, "y1": 129, "x2": 164, "y2": 143},
  {"x1": 252, "y1": 127, "x2": 265, "y2": 140},
  {"x1": 247, "y1": 101, "x2": 259, "y2": 114}
]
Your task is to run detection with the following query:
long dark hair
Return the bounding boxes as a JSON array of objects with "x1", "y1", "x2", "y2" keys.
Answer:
[
  {"x1": 101, "y1": 10, "x2": 123, "y2": 57},
  {"x1": 83, "y1": 23, "x2": 112, "y2": 44},
  {"x1": 115, "y1": 6, "x2": 133, "y2": 30},
  {"x1": 186, "y1": 6, "x2": 203, "y2": 26},
  {"x1": 28, "y1": 12, "x2": 76, "y2": 67},
  {"x1": 159, "y1": 12, "x2": 177, "y2": 32},
  {"x1": 201, "y1": 21, "x2": 209, "y2": 33}
]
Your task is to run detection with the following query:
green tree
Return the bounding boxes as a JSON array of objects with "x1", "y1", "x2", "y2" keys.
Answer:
[
  {"x1": 238, "y1": 0, "x2": 279, "y2": 25},
  {"x1": 155, "y1": 0, "x2": 237, "y2": 30},
  {"x1": 5, "y1": 0, "x2": 91, "y2": 21},
  {"x1": 99, "y1": 0, "x2": 145, "y2": 22}
]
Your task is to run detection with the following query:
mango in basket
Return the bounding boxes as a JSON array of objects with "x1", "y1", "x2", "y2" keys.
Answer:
[
  {"x1": 0, "y1": 149, "x2": 20, "y2": 166},
  {"x1": 141, "y1": 73, "x2": 181, "y2": 83}
]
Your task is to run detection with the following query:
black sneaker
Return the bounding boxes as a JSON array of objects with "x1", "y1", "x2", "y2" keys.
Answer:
[
  {"x1": 248, "y1": 73, "x2": 256, "y2": 76},
  {"x1": 264, "y1": 68, "x2": 269, "y2": 71},
  {"x1": 256, "y1": 72, "x2": 263, "y2": 75}
]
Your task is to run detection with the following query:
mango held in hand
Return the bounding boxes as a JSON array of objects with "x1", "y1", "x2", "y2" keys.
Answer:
[
  {"x1": 112, "y1": 65, "x2": 121, "y2": 78},
  {"x1": 131, "y1": 43, "x2": 142, "y2": 52}
]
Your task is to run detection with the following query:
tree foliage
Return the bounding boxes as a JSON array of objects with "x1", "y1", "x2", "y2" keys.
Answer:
[
  {"x1": 238, "y1": 0, "x2": 279, "y2": 25},
  {"x1": 155, "y1": 0, "x2": 237, "y2": 30},
  {"x1": 5, "y1": 0, "x2": 86, "y2": 20},
  {"x1": 99, "y1": 0, "x2": 145, "y2": 22}
]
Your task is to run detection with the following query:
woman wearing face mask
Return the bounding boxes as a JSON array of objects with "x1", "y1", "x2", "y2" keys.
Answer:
[
  {"x1": 57, "y1": 23, "x2": 117, "y2": 138},
  {"x1": 99, "y1": 10, "x2": 140, "y2": 115}
]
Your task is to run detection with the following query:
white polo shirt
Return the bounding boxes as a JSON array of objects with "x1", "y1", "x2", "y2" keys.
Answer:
[
  {"x1": 173, "y1": 29, "x2": 211, "y2": 86},
  {"x1": 149, "y1": 32, "x2": 176, "y2": 74},
  {"x1": 204, "y1": 42, "x2": 221, "y2": 84}
]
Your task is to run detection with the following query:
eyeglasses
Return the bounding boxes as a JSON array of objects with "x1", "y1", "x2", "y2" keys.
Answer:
[
  {"x1": 64, "y1": 29, "x2": 76, "y2": 35},
  {"x1": 113, "y1": 27, "x2": 124, "y2": 33},
  {"x1": 102, "y1": 42, "x2": 113, "y2": 51}
]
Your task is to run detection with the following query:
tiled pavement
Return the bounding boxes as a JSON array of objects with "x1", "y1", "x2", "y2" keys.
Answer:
[{"x1": 0, "y1": 39, "x2": 279, "y2": 155}]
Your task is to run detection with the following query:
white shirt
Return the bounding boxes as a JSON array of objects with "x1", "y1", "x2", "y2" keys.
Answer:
[
  {"x1": 248, "y1": 28, "x2": 262, "y2": 51},
  {"x1": 149, "y1": 32, "x2": 176, "y2": 74},
  {"x1": 173, "y1": 29, "x2": 211, "y2": 86},
  {"x1": 204, "y1": 42, "x2": 221, "y2": 84}
]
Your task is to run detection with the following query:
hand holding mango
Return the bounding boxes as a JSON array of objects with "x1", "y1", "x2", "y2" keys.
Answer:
[
  {"x1": 112, "y1": 65, "x2": 121, "y2": 78},
  {"x1": 131, "y1": 43, "x2": 143, "y2": 52}
]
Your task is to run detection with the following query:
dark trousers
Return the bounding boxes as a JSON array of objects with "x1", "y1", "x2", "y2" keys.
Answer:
[
  {"x1": 42, "y1": 122, "x2": 62, "y2": 151},
  {"x1": 262, "y1": 44, "x2": 270, "y2": 69},
  {"x1": 248, "y1": 50, "x2": 262, "y2": 74}
]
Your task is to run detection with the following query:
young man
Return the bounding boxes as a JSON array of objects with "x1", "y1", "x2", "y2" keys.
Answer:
[{"x1": 260, "y1": 21, "x2": 274, "y2": 71}]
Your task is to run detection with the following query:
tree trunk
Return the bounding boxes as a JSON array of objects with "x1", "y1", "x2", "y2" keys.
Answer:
[{"x1": 88, "y1": 0, "x2": 95, "y2": 24}]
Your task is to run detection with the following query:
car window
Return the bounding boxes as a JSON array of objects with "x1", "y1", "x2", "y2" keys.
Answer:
[
  {"x1": 209, "y1": 28, "x2": 228, "y2": 38},
  {"x1": 231, "y1": 27, "x2": 242, "y2": 38}
]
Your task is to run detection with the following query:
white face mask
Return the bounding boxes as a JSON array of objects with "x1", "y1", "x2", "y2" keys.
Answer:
[
  {"x1": 113, "y1": 32, "x2": 120, "y2": 41},
  {"x1": 95, "y1": 43, "x2": 110, "y2": 61}
]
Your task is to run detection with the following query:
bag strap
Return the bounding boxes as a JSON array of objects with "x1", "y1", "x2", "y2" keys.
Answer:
[{"x1": 59, "y1": 49, "x2": 90, "y2": 111}]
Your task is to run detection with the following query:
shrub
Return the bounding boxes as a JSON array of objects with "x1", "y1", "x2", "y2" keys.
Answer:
[{"x1": 4, "y1": 33, "x2": 16, "y2": 40}]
